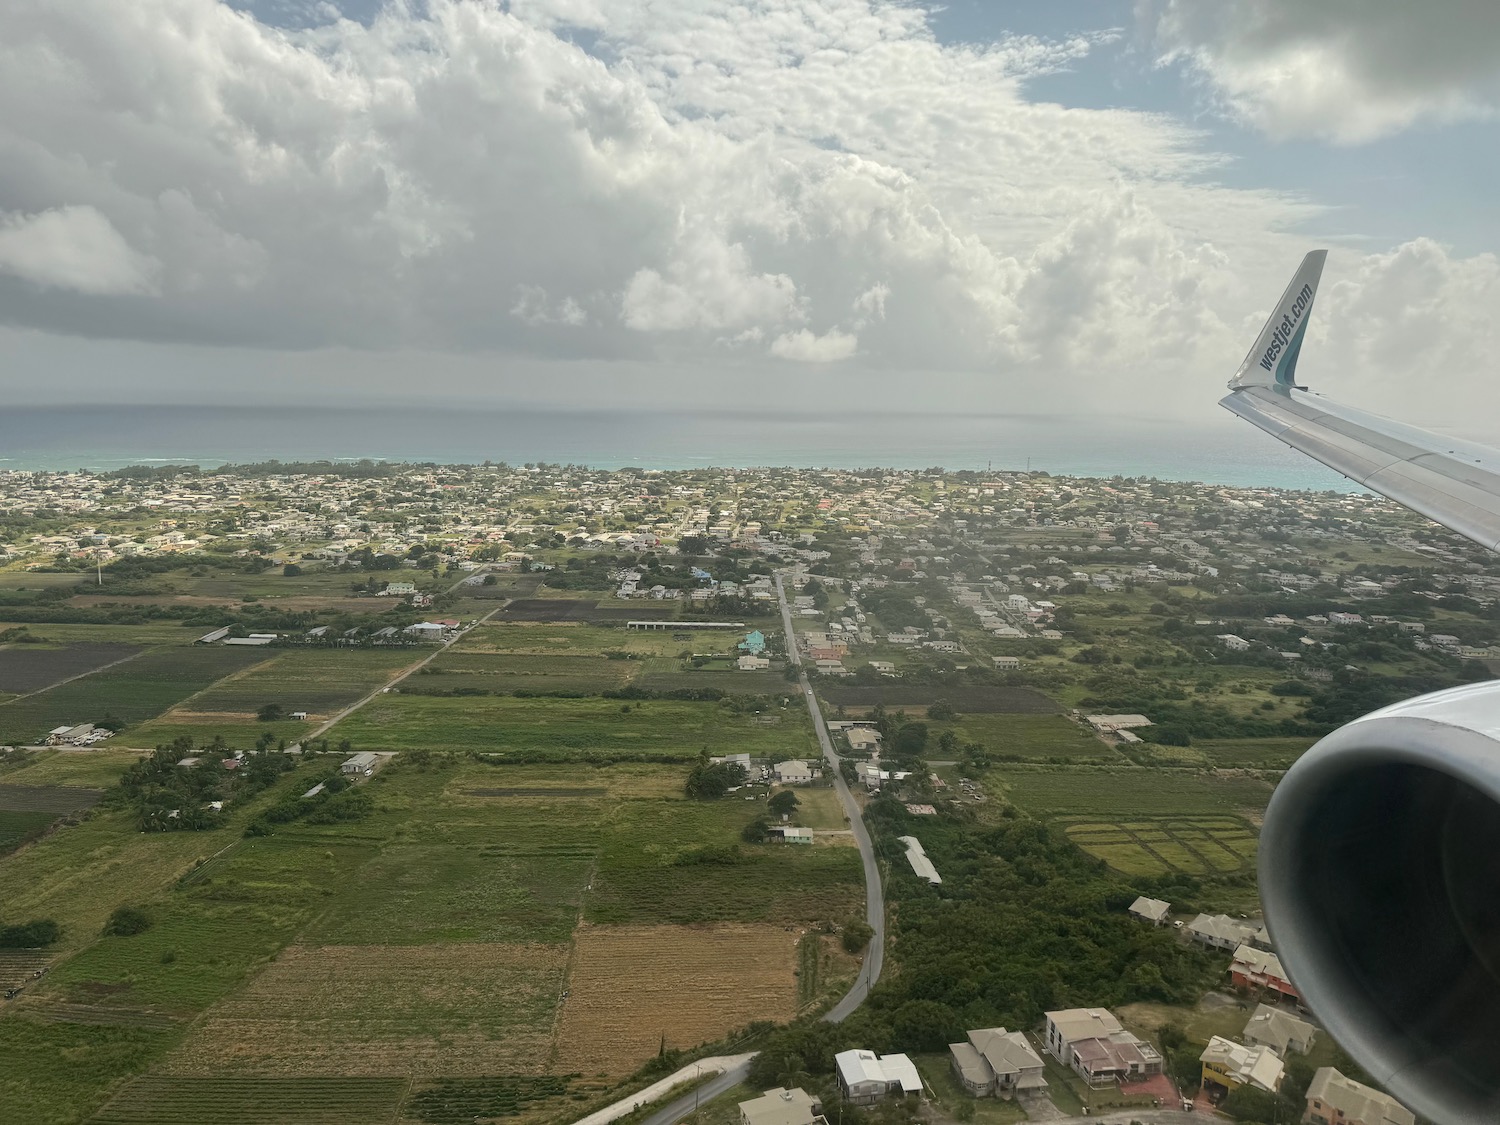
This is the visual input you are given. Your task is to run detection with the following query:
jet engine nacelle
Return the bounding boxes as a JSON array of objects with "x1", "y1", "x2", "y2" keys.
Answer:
[{"x1": 1261, "y1": 680, "x2": 1500, "y2": 1125}]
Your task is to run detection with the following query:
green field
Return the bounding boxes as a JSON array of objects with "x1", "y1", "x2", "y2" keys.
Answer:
[
  {"x1": 0, "y1": 646, "x2": 269, "y2": 744},
  {"x1": 1065, "y1": 815, "x2": 1259, "y2": 876},
  {"x1": 1194, "y1": 737, "x2": 1318, "y2": 769},
  {"x1": 328, "y1": 694, "x2": 819, "y2": 759},
  {"x1": 0, "y1": 752, "x2": 859, "y2": 1122},
  {"x1": 91, "y1": 1076, "x2": 411, "y2": 1125},
  {"x1": 163, "y1": 649, "x2": 419, "y2": 716},
  {"x1": 416, "y1": 650, "x2": 640, "y2": 694},
  {"x1": 0, "y1": 748, "x2": 149, "y2": 788},
  {"x1": 453, "y1": 621, "x2": 740, "y2": 659},
  {"x1": 995, "y1": 766, "x2": 1275, "y2": 817},
  {"x1": 935, "y1": 713, "x2": 1111, "y2": 761}
]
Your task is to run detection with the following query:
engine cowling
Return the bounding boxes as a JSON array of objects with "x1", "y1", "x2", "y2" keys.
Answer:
[{"x1": 1261, "y1": 679, "x2": 1500, "y2": 1125}]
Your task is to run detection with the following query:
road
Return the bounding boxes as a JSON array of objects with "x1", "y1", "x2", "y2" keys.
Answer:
[
  {"x1": 630, "y1": 575, "x2": 886, "y2": 1125},
  {"x1": 774, "y1": 573, "x2": 885, "y2": 1020}
]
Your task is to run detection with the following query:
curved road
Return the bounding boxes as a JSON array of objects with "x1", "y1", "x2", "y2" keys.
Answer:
[{"x1": 636, "y1": 575, "x2": 885, "y2": 1125}]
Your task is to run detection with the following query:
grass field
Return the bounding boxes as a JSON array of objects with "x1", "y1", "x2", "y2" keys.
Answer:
[
  {"x1": 0, "y1": 646, "x2": 269, "y2": 744},
  {"x1": 164, "y1": 649, "x2": 419, "y2": 717},
  {"x1": 0, "y1": 748, "x2": 148, "y2": 788},
  {"x1": 818, "y1": 684, "x2": 1059, "y2": 713},
  {"x1": 1065, "y1": 815, "x2": 1258, "y2": 876},
  {"x1": 556, "y1": 923, "x2": 797, "y2": 1077},
  {"x1": 995, "y1": 766, "x2": 1275, "y2": 818},
  {"x1": 415, "y1": 650, "x2": 640, "y2": 694},
  {"x1": 329, "y1": 694, "x2": 820, "y2": 760},
  {"x1": 1194, "y1": 737, "x2": 1318, "y2": 769},
  {"x1": 935, "y1": 713, "x2": 1111, "y2": 761}
]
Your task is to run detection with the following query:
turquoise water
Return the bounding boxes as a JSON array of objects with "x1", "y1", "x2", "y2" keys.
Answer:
[{"x1": 0, "y1": 404, "x2": 1361, "y2": 491}]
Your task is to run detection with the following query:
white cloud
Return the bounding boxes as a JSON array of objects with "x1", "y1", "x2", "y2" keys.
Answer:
[
  {"x1": 0, "y1": 0, "x2": 1492, "y2": 421},
  {"x1": 0, "y1": 206, "x2": 159, "y2": 295},
  {"x1": 1144, "y1": 0, "x2": 1500, "y2": 143},
  {"x1": 770, "y1": 327, "x2": 858, "y2": 362}
]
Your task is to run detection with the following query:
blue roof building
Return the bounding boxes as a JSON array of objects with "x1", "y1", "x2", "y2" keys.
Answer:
[{"x1": 739, "y1": 630, "x2": 767, "y2": 653}]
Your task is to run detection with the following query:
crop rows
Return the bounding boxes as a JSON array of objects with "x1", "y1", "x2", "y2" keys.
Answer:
[
  {"x1": 0, "y1": 642, "x2": 142, "y2": 695},
  {"x1": 0, "y1": 782, "x2": 103, "y2": 814},
  {"x1": 556, "y1": 923, "x2": 797, "y2": 1076},
  {"x1": 405, "y1": 1076, "x2": 575, "y2": 1125},
  {"x1": 91, "y1": 1076, "x2": 408, "y2": 1124}
]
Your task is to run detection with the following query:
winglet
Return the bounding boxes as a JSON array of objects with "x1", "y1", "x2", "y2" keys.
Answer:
[{"x1": 1229, "y1": 250, "x2": 1328, "y2": 390}]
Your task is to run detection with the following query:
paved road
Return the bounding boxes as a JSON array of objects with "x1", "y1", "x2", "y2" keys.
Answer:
[
  {"x1": 777, "y1": 574, "x2": 886, "y2": 1020},
  {"x1": 631, "y1": 576, "x2": 886, "y2": 1125}
]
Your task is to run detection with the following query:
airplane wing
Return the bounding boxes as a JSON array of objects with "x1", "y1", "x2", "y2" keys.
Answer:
[{"x1": 1221, "y1": 250, "x2": 1500, "y2": 551}]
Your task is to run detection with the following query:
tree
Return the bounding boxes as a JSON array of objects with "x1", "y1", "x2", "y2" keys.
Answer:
[
  {"x1": 103, "y1": 905, "x2": 153, "y2": 937},
  {"x1": 0, "y1": 919, "x2": 60, "y2": 948},
  {"x1": 928, "y1": 699, "x2": 958, "y2": 721},
  {"x1": 841, "y1": 917, "x2": 874, "y2": 953},
  {"x1": 684, "y1": 756, "x2": 746, "y2": 799},
  {"x1": 282, "y1": 563, "x2": 303, "y2": 577},
  {"x1": 678, "y1": 534, "x2": 709, "y2": 556},
  {"x1": 742, "y1": 817, "x2": 771, "y2": 843},
  {"x1": 768, "y1": 790, "x2": 800, "y2": 817},
  {"x1": 893, "y1": 722, "x2": 928, "y2": 758},
  {"x1": 256, "y1": 702, "x2": 284, "y2": 723}
]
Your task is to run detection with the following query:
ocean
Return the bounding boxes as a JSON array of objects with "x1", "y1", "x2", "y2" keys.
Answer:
[{"x1": 0, "y1": 404, "x2": 1359, "y2": 491}]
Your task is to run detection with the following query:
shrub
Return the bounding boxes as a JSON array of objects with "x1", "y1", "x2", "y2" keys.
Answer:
[
  {"x1": 841, "y1": 918, "x2": 874, "y2": 953},
  {"x1": 103, "y1": 905, "x2": 153, "y2": 937},
  {"x1": 0, "y1": 919, "x2": 61, "y2": 948}
]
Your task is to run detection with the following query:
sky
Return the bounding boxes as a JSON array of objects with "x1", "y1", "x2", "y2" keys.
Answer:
[{"x1": 1, "y1": 0, "x2": 1498, "y2": 437}]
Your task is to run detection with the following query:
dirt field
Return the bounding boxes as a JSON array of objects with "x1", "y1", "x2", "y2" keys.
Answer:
[
  {"x1": 554, "y1": 923, "x2": 799, "y2": 1077},
  {"x1": 169, "y1": 943, "x2": 569, "y2": 1077}
]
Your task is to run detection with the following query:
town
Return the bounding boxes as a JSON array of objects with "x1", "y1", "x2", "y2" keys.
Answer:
[{"x1": 0, "y1": 459, "x2": 1478, "y2": 1125}]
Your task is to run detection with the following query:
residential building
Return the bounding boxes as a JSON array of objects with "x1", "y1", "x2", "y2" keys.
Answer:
[
  {"x1": 773, "y1": 760, "x2": 813, "y2": 784},
  {"x1": 1187, "y1": 913, "x2": 1258, "y2": 951},
  {"x1": 845, "y1": 727, "x2": 882, "y2": 752},
  {"x1": 833, "y1": 1050, "x2": 923, "y2": 1104},
  {"x1": 1242, "y1": 1005, "x2": 1317, "y2": 1056},
  {"x1": 1231, "y1": 944, "x2": 1300, "y2": 1002},
  {"x1": 992, "y1": 655, "x2": 1020, "y2": 669},
  {"x1": 1200, "y1": 1036, "x2": 1285, "y2": 1101},
  {"x1": 776, "y1": 826, "x2": 813, "y2": 844},
  {"x1": 948, "y1": 1027, "x2": 1047, "y2": 1098},
  {"x1": 1044, "y1": 1009, "x2": 1163, "y2": 1086},
  {"x1": 739, "y1": 1088, "x2": 826, "y2": 1125},
  {"x1": 1217, "y1": 633, "x2": 1251, "y2": 651},
  {"x1": 737, "y1": 655, "x2": 771, "y2": 670},
  {"x1": 1128, "y1": 896, "x2": 1171, "y2": 926},
  {"x1": 1304, "y1": 1068, "x2": 1414, "y2": 1125}
]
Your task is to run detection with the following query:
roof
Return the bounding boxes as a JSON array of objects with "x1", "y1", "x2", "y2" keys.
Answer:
[
  {"x1": 948, "y1": 1042, "x2": 991, "y2": 1087},
  {"x1": 344, "y1": 751, "x2": 379, "y2": 767},
  {"x1": 968, "y1": 1027, "x2": 1044, "y2": 1075},
  {"x1": 1242, "y1": 1004, "x2": 1316, "y2": 1053},
  {"x1": 1129, "y1": 896, "x2": 1171, "y2": 921},
  {"x1": 1306, "y1": 1068, "x2": 1414, "y2": 1125},
  {"x1": 834, "y1": 1050, "x2": 921, "y2": 1093},
  {"x1": 1200, "y1": 1036, "x2": 1285, "y2": 1092},
  {"x1": 738, "y1": 1087, "x2": 823, "y2": 1125},
  {"x1": 1232, "y1": 944, "x2": 1290, "y2": 981},
  {"x1": 1071, "y1": 1031, "x2": 1159, "y2": 1075},
  {"x1": 1188, "y1": 913, "x2": 1258, "y2": 943},
  {"x1": 1046, "y1": 1008, "x2": 1122, "y2": 1044},
  {"x1": 896, "y1": 835, "x2": 941, "y2": 884}
]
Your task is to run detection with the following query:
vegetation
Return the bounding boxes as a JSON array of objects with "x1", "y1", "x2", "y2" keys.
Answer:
[
  {"x1": 102, "y1": 905, "x2": 154, "y2": 937},
  {"x1": 0, "y1": 917, "x2": 61, "y2": 947}
]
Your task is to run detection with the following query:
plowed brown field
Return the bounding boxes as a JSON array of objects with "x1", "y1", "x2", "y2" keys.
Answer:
[{"x1": 555, "y1": 923, "x2": 798, "y2": 1077}]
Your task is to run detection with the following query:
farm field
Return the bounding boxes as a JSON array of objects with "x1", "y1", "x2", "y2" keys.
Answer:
[
  {"x1": 415, "y1": 650, "x2": 640, "y2": 694},
  {"x1": 162, "y1": 649, "x2": 419, "y2": 717},
  {"x1": 0, "y1": 621, "x2": 201, "y2": 646},
  {"x1": 817, "y1": 683, "x2": 1059, "y2": 713},
  {"x1": 91, "y1": 1076, "x2": 411, "y2": 1125},
  {"x1": 993, "y1": 766, "x2": 1275, "y2": 819},
  {"x1": 1064, "y1": 815, "x2": 1258, "y2": 876},
  {"x1": 0, "y1": 782, "x2": 103, "y2": 854},
  {"x1": 1194, "y1": 737, "x2": 1318, "y2": 769},
  {"x1": 636, "y1": 669, "x2": 789, "y2": 696},
  {"x1": 0, "y1": 748, "x2": 148, "y2": 788},
  {"x1": 170, "y1": 943, "x2": 569, "y2": 1077},
  {"x1": 452, "y1": 621, "x2": 739, "y2": 659},
  {"x1": 935, "y1": 713, "x2": 1111, "y2": 761},
  {"x1": 329, "y1": 694, "x2": 820, "y2": 760},
  {"x1": 555, "y1": 923, "x2": 798, "y2": 1077},
  {"x1": 0, "y1": 641, "x2": 142, "y2": 695},
  {"x1": 0, "y1": 645, "x2": 269, "y2": 744}
]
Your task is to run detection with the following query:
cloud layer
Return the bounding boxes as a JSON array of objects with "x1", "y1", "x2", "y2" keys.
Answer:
[
  {"x1": 1145, "y1": 0, "x2": 1500, "y2": 143},
  {"x1": 0, "y1": 0, "x2": 1495, "y2": 423}
]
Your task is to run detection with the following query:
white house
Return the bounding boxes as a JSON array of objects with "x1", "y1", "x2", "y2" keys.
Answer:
[
  {"x1": 834, "y1": 1050, "x2": 923, "y2": 1104},
  {"x1": 341, "y1": 751, "x2": 379, "y2": 776},
  {"x1": 948, "y1": 1028, "x2": 1047, "y2": 1099},
  {"x1": 773, "y1": 760, "x2": 813, "y2": 784},
  {"x1": 1128, "y1": 896, "x2": 1171, "y2": 926},
  {"x1": 739, "y1": 1088, "x2": 826, "y2": 1125}
]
